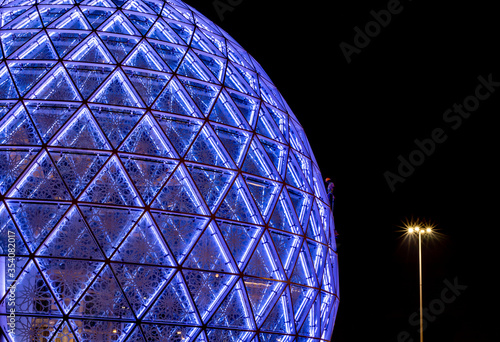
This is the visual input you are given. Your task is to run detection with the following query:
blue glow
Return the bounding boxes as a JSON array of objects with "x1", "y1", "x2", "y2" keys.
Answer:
[{"x1": 0, "y1": 0, "x2": 339, "y2": 341}]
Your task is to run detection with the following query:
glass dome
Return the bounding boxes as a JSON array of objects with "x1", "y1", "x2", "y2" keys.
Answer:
[{"x1": 0, "y1": 0, "x2": 339, "y2": 341}]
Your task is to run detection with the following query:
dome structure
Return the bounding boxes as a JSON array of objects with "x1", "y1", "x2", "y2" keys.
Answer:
[{"x1": 0, "y1": 0, "x2": 339, "y2": 341}]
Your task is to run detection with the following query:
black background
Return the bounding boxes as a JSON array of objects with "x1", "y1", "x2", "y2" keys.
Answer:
[{"x1": 183, "y1": 1, "x2": 498, "y2": 341}]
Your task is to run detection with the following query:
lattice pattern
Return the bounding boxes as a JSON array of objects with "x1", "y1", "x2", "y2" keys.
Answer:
[{"x1": 0, "y1": 0, "x2": 339, "y2": 341}]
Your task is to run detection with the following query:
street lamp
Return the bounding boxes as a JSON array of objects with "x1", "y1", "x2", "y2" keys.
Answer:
[{"x1": 406, "y1": 224, "x2": 433, "y2": 342}]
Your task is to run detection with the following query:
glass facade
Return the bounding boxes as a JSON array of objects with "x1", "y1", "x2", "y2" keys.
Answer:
[{"x1": 0, "y1": 0, "x2": 339, "y2": 341}]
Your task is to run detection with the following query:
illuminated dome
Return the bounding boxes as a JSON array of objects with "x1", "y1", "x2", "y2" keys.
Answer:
[{"x1": 0, "y1": 0, "x2": 339, "y2": 341}]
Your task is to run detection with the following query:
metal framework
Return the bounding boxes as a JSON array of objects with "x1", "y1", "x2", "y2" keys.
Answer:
[{"x1": 0, "y1": 0, "x2": 339, "y2": 341}]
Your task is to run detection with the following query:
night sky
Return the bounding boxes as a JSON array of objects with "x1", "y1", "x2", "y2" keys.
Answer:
[{"x1": 184, "y1": 1, "x2": 498, "y2": 341}]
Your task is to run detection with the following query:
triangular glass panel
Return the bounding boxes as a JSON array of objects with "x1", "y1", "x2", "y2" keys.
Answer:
[
  {"x1": 70, "y1": 319, "x2": 134, "y2": 341},
  {"x1": 0, "y1": 30, "x2": 39, "y2": 58},
  {"x1": 152, "y1": 164, "x2": 208, "y2": 215},
  {"x1": 243, "y1": 277, "x2": 284, "y2": 326},
  {"x1": 147, "y1": 18, "x2": 186, "y2": 45},
  {"x1": 305, "y1": 200, "x2": 327, "y2": 245},
  {"x1": 118, "y1": 114, "x2": 176, "y2": 157},
  {"x1": 0, "y1": 62, "x2": 19, "y2": 99},
  {"x1": 0, "y1": 104, "x2": 42, "y2": 145},
  {"x1": 141, "y1": 324, "x2": 199, "y2": 342},
  {"x1": 123, "y1": 68, "x2": 171, "y2": 106},
  {"x1": 244, "y1": 231, "x2": 283, "y2": 280},
  {"x1": 113, "y1": 213, "x2": 174, "y2": 265},
  {"x1": 260, "y1": 137, "x2": 287, "y2": 179},
  {"x1": 287, "y1": 186, "x2": 313, "y2": 229},
  {"x1": 7, "y1": 151, "x2": 72, "y2": 200},
  {"x1": 89, "y1": 69, "x2": 145, "y2": 107},
  {"x1": 153, "y1": 212, "x2": 209, "y2": 263},
  {"x1": 195, "y1": 51, "x2": 226, "y2": 82},
  {"x1": 98, "y1": 33, "x2": 140, "y2": 63},
  {"x1": 177, "y1": 50, "x2": 218, "y2": 83},
  {"x1": 0, "y1": 7, "x2": 28, "y2": 28},
  {"x1": 80, "y1": 205, "x2": 143, "y2": 257},
  {"x1": 228, "y1": 91, "x2": 259, "y2": 127},
  {"x1": 260, "y1": 79, "x2": 286, "y2": 112},
  {"x1": 185, "y1": 124, "x2": 233, "y2": 168},
  {"x1": 38, "y1": 5, "x2": 71, "y2": 27},
  {"x1": 48, "y1": 30, "x2": 90, "y2": 58},
  {"x1": 24, "y1": 102, "x2": 75, "y2": 143},
  {"x1": 179, "y1": 78, "x2": 220, "y2": 116},
  {"x1": 122, "y1": 0, "x2": 156, "y2": 13},
  {"x1": 66, "y1": 34, "x2": 115, "y2": 63},
  {"x1": 166, "y1": 20, "x2": 193, "y2": 45},
  {"x1": 51, "y1": 150, "x2": 108, "y2": 197},
  {"x1": 90, "y1": 104, "x2": 144, "y2": 148},
  {"x1": 256, "y1": 105, "x2": 286, "y2": 143},
  {"x1": 290, "y1": 285, "x2": 316, "y2": 326},
  {"x1": 38, "y1": 206, "x2": 105, "y2": 259},
  {"x1": 216, "y1": 175, "x2": 262, "y2": 225},
  {"x1": 0, "y1": 204, "x2": 29, "y2": 255},
  {"x1": 0, "y1": 147, "x2": 39, "y2": 195},
  {"x1": 269, "y1": 190, "x2": 302, "y2": 236},
  {"x1": 225, "y1": 62, "x2": 257, "y2": 96},
  {"x1": 38, "y1": 258, "x2": 103, "y2": 313},
  {"x1": 7, "y1": 200, "x2": 69, "y2": 253},
  {"x1": 141, "y1": 0, "x2": 163, "y2": 14},
  {"x1": 71, "y1": 265, "x2": 134, "y2": 319},
  {"x1": 112, "y1": 263, "x2": 175, "y2": 316},
  {"x1": 306, "y1": 239, "x2": 326, "y2": 281},
  {"x1": 154, "y1": 114, "x2": 202, "y2": 157},
  {"x1": 265, "y1": 104, "x2": 288, "y2": 139},
  {"x1": 79, "y1": 155, "x2": 143, "y2": 206},
  {"x1": 269, "y1": 230, "x2": 301, "y2": 276},
  {"x1": 100, "y1": 11, "x2": 140, "y2": 35},
  {"x1": 260, "y1": 290, "x2": 293, "y2": 334},
  {"x1": 183, "y1": 222, "x2": 236, "y2": 273},
  {"x1": 199, "y1": 29, "x2": 226, "y2": 56},
  {"x1": 49, "y1": 8, "x2": 92, "y2": 30},
  {"x1": 241, "y1": 138, "x2": 279, "y2": 181},
  {"x1": 183, "y1": 269, "x2": 237, "y2": 321},
  {"x1": 123, "y1": 40, "x2": 169, "y2": 72},
  {"x1": 161, "y1": 3, "x2": 191, "y2": 24},
  {"x1": 121, "y1": 156, "x2": 177, "y2": 204},
  {"x1": 186, "y1": 163, "x2": 234, "y2": 212},
  {"x1": 153, "y1": 77, "x2": 201, "y2": 117},
  {"x1": 191, "y1": 28, "x2": 223, "y2": 57},
  {"x1": 298, "y1": 294, "x2": 320, "y2": 338},
  {"x1": 9, "y1": 31, "x2": 58, "y2": 59},
  {"x1": 148, "y1": 40, "x2": 187, "y2": 72},
  {"x1": 290, "y1": 244, "x2": 317, "y2": 287},
  {"x1": 124, "y1": 11, "x2": 156, "y2": 35},
  {"x1": 27, "y1": 64, "x2": 81, "y2": 101},
  {"x1": 232, "y1": 63, "x2": 260, "y2": 94},
  {"x1": 8, "y1": 61, "x2": 56, "y2": 96},
  {"x1": 217, "y1": 220, "x2": 261, "y2": 270},
  {"x1": 144, "y1": 271, "x2": 200, "y2": 324},
  {"x1": 66, "y1": 62, "x2": 114, "y2": 99},
  {"x1": 6, "y1": 260, "x2": 62, "y2": 315},
  {"x1": 2, "y1": 7, "x2": 42, "y2": 29},
  {"x1": 209, "y1": 89, "x2": 247, "y2": 129},
  {"x1": 213, "y1": 124, "x2": 251, "y2": 167},
  {"x1": 227, "y1": 41, "x2": 253, "y2": 69},
  {"x1": 127, "y1": 327, "x2": 147, "y2": 342},
  {"x1": 243, "y1": 174, "x2": 280, "y2": 221},
  {"x1": 81, "y1": 6, "x2": 115, "y2": 28},
  {"x1": 50, "y1": 107, "x2": 111, "y2": 150},
  {"x1": 208, "y1": 279, "x2": 253, "y2": 329}
]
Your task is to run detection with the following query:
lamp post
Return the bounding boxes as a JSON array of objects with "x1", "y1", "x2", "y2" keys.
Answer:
[{"x1": 407, "y1": 225, "x2": 432, "y2": 342}]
